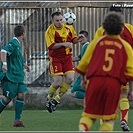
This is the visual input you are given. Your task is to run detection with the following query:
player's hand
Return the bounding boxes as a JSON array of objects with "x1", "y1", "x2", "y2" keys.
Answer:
[
  {"x1": 2, "y1": 64, "x2": 7, "y2": 73},
  {"x1": 128, "y1": 91, "x2": 133, "y2": 102},
  {"x1": 77, "y1": 34, "x2": 85, "y2": 42},
  {"x1": 81, "y1": 75, "x2": 87, "y2": 88},
  {"x1": 81, "y1": 80, "x2": 87, "y2": 88},
  {"x1": 24, "y1": 64, "x2": 30, "y2": 72}
]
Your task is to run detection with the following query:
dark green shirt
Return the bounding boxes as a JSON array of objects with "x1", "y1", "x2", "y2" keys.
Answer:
[
  {"x1": 2, "y1": 37, "x2": 25, "y2": 83},
  {"x1": 78, "y1": 42, "x2": 89, "y2": 59}
]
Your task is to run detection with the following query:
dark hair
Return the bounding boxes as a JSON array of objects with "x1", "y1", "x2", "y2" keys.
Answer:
[
  {"x1": 109, "y1": 5, "x2": 122, "y2": 13},
  {"x1": 14, "y1": 25, "x2": 25, "y2": 37},
  {"x1": 79, "y1": 30, "x2": 88, "y2": 38},
  {"x1": 51, "y1": 11, "x2": 62, "y2": 19},
  {"x1": 103, "y1": 12, "x2": 124, "y2": 35}
]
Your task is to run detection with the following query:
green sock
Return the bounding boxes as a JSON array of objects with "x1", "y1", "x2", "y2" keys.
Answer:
[
  {"x1": 75, "y1": 91, "x2": 85, "y2": 99},
  {"x1": 0, "y1": 98, "x2": 8, "y2": 113},
  {"x1": 15, "y1": 98, "x2": 24, "y2": 122}
]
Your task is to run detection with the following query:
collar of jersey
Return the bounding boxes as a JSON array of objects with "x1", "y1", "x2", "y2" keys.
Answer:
[
  {"x1": 13, "y1": 37, "x2": 20, "y2": 44},
  {"x1": 106, "y1": 34, "x2": 121, "y2": 38},
  {"x1": 82, "y1": 42, "x2": 89, "y2": 46},
  {"x1": 53, "y1": 23, "x2": 64, "y2": 30}
]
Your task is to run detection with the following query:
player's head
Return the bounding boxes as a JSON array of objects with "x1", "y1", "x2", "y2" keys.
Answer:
[
  {"x1": 14, "y1": 25, "x2": 25, "y2": 37},
  {"x1": 109, "y1": 5, "x2": 122, "y2": 13},
  {"x1": 103, "y1": 12, "x2": 124, "y2": 35},
  {"x1": 51, "y1": 11, "x2": 63, "y2": 28},
  {"x1": 79, "y1": 30, "x2": 89, "y2": 45}
]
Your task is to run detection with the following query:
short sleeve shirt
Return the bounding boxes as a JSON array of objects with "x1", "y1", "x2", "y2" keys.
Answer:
[{"x1": 2, "y1": 37, "x2": 25, "y2": 83}]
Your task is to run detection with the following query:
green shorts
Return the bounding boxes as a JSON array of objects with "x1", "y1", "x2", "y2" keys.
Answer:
[
  {"x1": 71, "y1": 76, "x2": 85, "y2": 93},
  {"x1": 1, "y1": 76, "x2": 28, "y2": 100}
]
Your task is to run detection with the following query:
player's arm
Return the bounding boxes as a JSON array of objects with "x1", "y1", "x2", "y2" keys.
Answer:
[
  {"x1": 93, "y1": 26, "x2": 104, "y2": 40},
  {"x1": 73, "y1": 34, "x2": 85, "y2": 44},
  {"x1": 0, "y1": 49, "x2": 7, "y2": 73},
  {"x1": 73, "y1": 51, "x2": 82, "y2": 62},
  {"x1": 125, "y1": 23, "x2": 133, "y2": 38},
  {"x1": 0, "y1": 42, "x2": 15, "y2": 73},
  {"x1": 124, "y1": 40, "x2": 133, "y2": 80},
  {"x1": 45, "y1": 29, "x2": 73, "y2": 50},
  {"x1": 24, "y1": 63, "x2": 30, "y2": 72},
  {"x1": 49, "y1": 42, "x2": 73, "y2": 50},
  {"x1": 124, "y1": 41, "x2": 133, "y2": 101},
  {"x1": 72, "y1": 56, "x2": 80, "y2": 62},
  {"x1": 66, "y1": 25, "x2": 84, "y2": 44}
]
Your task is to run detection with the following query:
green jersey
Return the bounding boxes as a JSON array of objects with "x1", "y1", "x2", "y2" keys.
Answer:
[
  {"x1": 2, "y1": 37, "x2": 25, "y2": 83},
  {"x1": 78, "y1": 42, "x2": 89, "y2": 59}
]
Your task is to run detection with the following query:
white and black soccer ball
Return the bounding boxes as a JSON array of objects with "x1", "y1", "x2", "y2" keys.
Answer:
[{"x1": 63, "y1": 12, "x2": 76, "y2": 25}]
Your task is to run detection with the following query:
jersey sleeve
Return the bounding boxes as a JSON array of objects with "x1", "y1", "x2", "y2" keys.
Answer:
[
  {"x1": 68, "y1": 25, "x2": 77, "y2": 42},
  {"x1": 82, "y1": 43, "x2": 89, "y2": 55},
  {"x1": 78, "y1": 53, "x2": 81, "y2": 59},
  {"x1": 45, "y1": 26, "x2": 56, "y2": 49},
  {"x1": 78, "y1": 43, "x2": 89, "y2": 59},
  {"x1": 93, "y1": 26, "x2": 104, "y2": 40},
  {"x1": 123, "y1": 39, "x2": 133, "y2": 80},
  {"x1": 125, "y1": 23, "x2": 133, "y2": 38},
  {"x1": 2, "y1": 42, "x2": 15, "y2": 55}
]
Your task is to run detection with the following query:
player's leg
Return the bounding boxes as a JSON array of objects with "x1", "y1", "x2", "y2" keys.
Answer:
[
  {"x1": 70, "y1": 76, "x2": 85, "y2": 99},
  {"x1": 99, "y1": 120, "x2": 114, "y2": 131},
  {"x1": 14, "y1": 93, "x2": 25, "y2": 127},
  {"x1": 90, "y1": 77, "x2": 121, "y2": 131},
  {"x1": 70, "y1": 76, "x2": 80, "y2": 97},
  {"x1": 119, "y1": 84, "x2": 130, "y2": 131},
  {"x1": 13, "y1": 82, "x2": 28, "y2": 127},
  {"x1": 45, "y1": 57, "x2": 63, "y2": 113},
  {"x1": 46, "y1": 76, "x2": 62, "y2": 101},
  {"x1": 0, "y1": 97, "x2": 11, "y2": 113},
  {"x1": 53, "y1": 72, "x2": 74, "y2": 104},
  {"x1": 51, "y1": 56, "x2": 75, "y2": 111},
  {"x1": 75, "y1": 91, "x2": 85, "y2": 99},
  {"x1": 101, "y1": 78, "x2": 121, "y2": 131},
  {"x1": 79, "y1": 78, "x2": 100, "y2": 131},
  {"x1": 79, "y1": 116, "x2": 95, "y2": 131},
  {"x1": 0, "y1": 78, "x2": 12, "y2": 113},
  {"x1": 46, "y1": 76, "x2": 63, "y2": 112}
]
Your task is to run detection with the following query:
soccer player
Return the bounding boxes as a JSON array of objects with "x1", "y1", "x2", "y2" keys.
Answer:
[
  {"x1": 76, "y1": 12, "x2": 133, "y2": 132},
  {"x1": 45, "y1": 11, "x2": 84, "y2": 113},
  {"x1": 70, "y1": 30, "x2": 89, "y2": 99},
  {"x1": 0, "y1": 25, "x2": 30, "y2": 127},
  {"x1": 92, "y1": 5, "x2": 133, "y2": 131}
]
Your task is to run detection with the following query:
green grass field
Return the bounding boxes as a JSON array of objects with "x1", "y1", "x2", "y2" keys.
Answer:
[{"x1": 0, "y1": 109, "x2": 133, "y2": 131}]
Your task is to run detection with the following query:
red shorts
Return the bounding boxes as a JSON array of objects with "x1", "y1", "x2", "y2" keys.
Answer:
[
  {"x1": 82, "y1": 76, "x2": 121, "y2": 120},
  {"x1": 49, "y1": 55, "x2": 75, "y2": 76}
]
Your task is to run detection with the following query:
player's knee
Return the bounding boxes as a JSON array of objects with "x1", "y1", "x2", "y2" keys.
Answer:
[
  {"x1": 66, "y1": 77, "x2": 74, "y2": 85},
  {"x1": 4, "y1": 96, "x2": 11, "y2": 103},
  {"x1": 121, "y1": 89, "x2": 129, "y2": 98},
  {"x1": 53, "y1": 82, "x2": 62, "y2": 88},
  {"x1": 70, "y1": 92, "x2": 76, "y2": 98},
  {"x1": 52, "y1": 77, "x2": 62, "y2": 88},
  {"x1": 17, "y1": 93, "x2": 25, "y2": 99}
]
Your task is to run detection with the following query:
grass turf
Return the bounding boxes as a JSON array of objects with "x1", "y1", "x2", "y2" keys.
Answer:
[{"x1": 0, "y1": 109, "x2": 133, "y2": 131}]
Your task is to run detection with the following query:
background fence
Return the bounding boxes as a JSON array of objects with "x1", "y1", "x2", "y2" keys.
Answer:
[{"x1": 0, "y1": 2, "x2": 133, "y2": 86}]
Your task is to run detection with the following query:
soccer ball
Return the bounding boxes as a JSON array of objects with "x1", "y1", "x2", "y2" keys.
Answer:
[{"x1": 63, "y1": 12, "x2": 76, "y2": 25}]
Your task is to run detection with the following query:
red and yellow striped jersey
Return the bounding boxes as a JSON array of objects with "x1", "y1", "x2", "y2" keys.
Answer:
[
  {"x1": 45, "y1": 23, "x2": 77, "y2": 57},
  {"x1": 76, "y1": 35, "x2": 133, "y2": 85}
]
